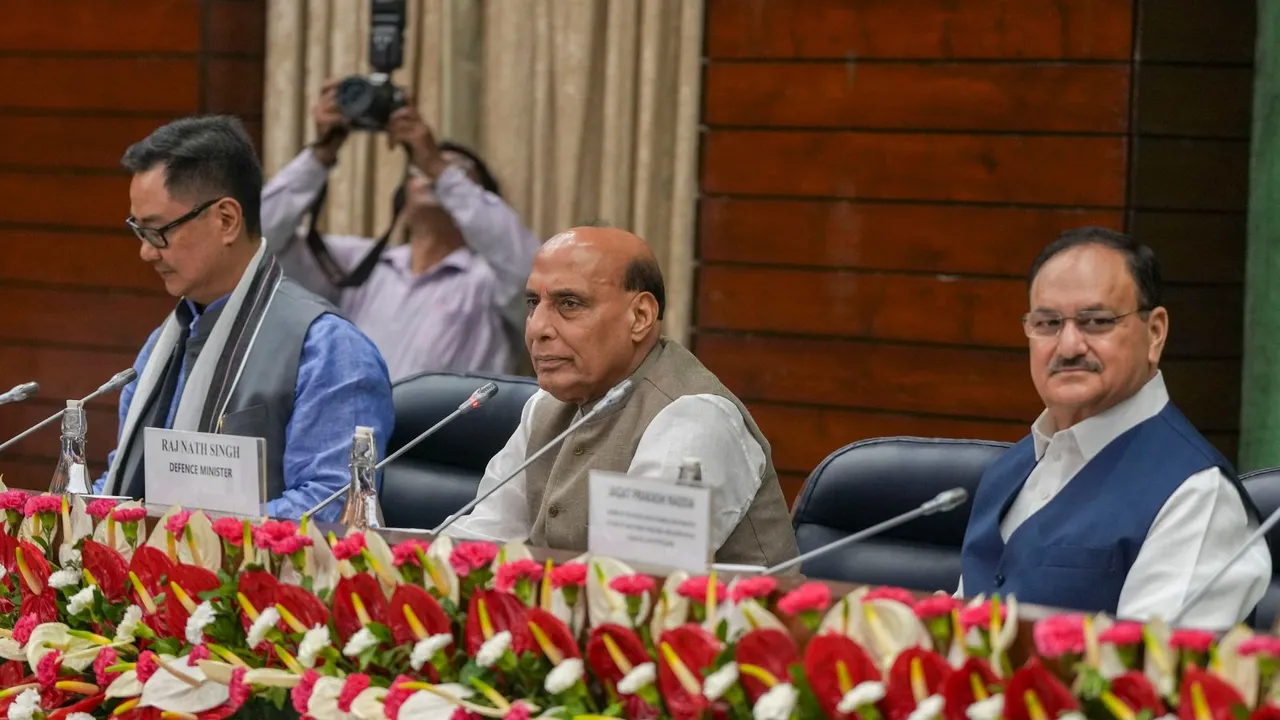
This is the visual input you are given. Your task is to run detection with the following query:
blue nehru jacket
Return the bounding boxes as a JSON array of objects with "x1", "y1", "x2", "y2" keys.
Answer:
[{"x1": 959, "y1": 402, "x2": 1250, "y2": 615}]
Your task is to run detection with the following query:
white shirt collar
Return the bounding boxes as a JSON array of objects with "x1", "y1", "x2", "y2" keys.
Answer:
[{"x1": 1031, "y1": 370, "x2": 1169, "y2": 461}]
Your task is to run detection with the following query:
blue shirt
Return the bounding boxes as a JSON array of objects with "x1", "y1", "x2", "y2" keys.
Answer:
[{"x1": 94, "y1": 297, "x2": 395, "y2": 522}]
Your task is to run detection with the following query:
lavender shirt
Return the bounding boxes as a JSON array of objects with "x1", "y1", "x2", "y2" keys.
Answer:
[{"x1": 260, "y1": 150, "x2": 540, "y2": 380}]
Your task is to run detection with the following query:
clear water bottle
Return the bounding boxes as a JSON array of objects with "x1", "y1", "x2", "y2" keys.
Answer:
[
  {"x1": 49, "y1": 400, "x2": 89, "y2": 494},
  {"x1": 339, "y1": 426, "x2": 384, "y2": 530}
]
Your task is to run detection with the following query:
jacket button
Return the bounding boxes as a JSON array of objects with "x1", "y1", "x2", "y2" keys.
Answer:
[
  {"x1": 572, "y1": 446, "x2": 584, "y2": 456},
  {"x1": 994, "y1": 573, "x2": 1005, "y2": 587},
  {"x1": 548, "y1": 504, "x2": 560, "y2": 518}
]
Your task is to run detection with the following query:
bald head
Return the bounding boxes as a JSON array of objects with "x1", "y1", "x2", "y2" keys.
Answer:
[{"x1": 525, "y1": 227, "x2": 665, "y2": 405}]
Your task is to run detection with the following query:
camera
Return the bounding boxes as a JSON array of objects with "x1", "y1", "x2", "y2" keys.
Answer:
[{"x1": 335, "y1": 0, "x2": 407, "y2": 131}]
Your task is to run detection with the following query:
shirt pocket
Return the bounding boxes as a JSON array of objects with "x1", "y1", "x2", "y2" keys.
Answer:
[{"x1": 219, "y1": 403, "x2": 270, "y2": 438}]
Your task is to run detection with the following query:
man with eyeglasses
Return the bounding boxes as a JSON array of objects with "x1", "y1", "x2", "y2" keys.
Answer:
[
  {"x1": 958, "y1": 227, "x2": 1269, "y2": 629},
  {"x1": 93, "y1": 116, "x2": 395, "y2": 521}
]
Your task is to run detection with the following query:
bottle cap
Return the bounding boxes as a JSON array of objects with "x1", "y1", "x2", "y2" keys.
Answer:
[{"x1": 65, "y1": 399, "x2": 82, "y2": 409}]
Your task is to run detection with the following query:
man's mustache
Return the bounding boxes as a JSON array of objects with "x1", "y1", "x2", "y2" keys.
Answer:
[{"x1": 1049, "y1": 356, "x2": 1102, "y2": 374}]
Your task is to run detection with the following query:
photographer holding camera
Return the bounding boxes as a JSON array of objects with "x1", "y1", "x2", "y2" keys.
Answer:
[{"x1": 260, "y1": 80, "x2": 539, "y2": 380}]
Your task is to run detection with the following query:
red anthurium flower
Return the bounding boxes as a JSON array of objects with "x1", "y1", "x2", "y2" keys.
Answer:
[
  {"x1": 81, "y1": 540, "x2": 129, "y2": 602},
  {"x1": 1002, "y1": 659, "x2": 1079, "y2": 720},
  {"x1": 237, "y1": 569, "x2": 284, "y2": 634},
  {"x1": 657, "y1": 624, "x2": 722, "y2": 720},
  {"x1": 0, "y1": 660, "x2": 25, "y2": 688},
  {"x1": 528, "y1": 607, "x2": 582, "y2": 661},
  {"x1": 803, "y1": 633, "x2": 881, "y2": 720},
  {"x1": 736, "y1": 628, "x2": 799, "y2": 702},
  {"x1": 1251, "y1": 704, "x2": 1280, "y2": 720},
  {"x1": 464, "y1": 589, "x2": 534, "y2": 656},
  {"x1": 45, "y1": 692, "x2": 106, "y2": 720},
  {"x1": 885, "y1": 647, "x2": 952, "y2": 720},
  {"x1": 941, "y1": 657, "x2": 1001, "y2": 720},
  {"x1": 165, "y1": 564, "x2": 221, "y2": 639},
  {"x1": 331, "y1": 573, "x2": 388, "y2": 641},
  {"x1": 1108, "y1": 672, "x2": 1166, "y2": 717},
  {"x1": 1178, "y1": 667, "x2": 1247, "y2": 720},
  {"x1": 586, "y1": 624, "x2": 652, "y2": 691},
  {"x1": 0, "y1": 532, "x2": 18, "y2": 572},
  {"x1": 276, "y1": 583, "x2": 331, "y2": 632},
  {"x1": 388, "y1": 584, "x2": 451, "y2": 647},
  {"x1": 128, "y1": 545, "x2": 175, "y2": 597},
  {"x1": 18, "y1": 540, "x2": 57, "y2": 623}
]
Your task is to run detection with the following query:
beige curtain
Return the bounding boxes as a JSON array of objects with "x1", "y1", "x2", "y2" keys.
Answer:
[{"x1": 262, "y1": 0, "x2": 701, "y2": 343}]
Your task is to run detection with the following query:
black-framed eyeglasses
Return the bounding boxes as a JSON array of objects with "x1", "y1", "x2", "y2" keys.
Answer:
[
  {"x1": 1021, "y1": 309, "x2": 1149, "y2": 338},
  {"x1": 125, "y1": 197, "x2": 223, "y2": 249}
]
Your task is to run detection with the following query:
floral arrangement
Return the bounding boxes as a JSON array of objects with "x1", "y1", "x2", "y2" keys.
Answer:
[{"x1": 0, "y1": 489, "x2": 1277, "y2": 720}]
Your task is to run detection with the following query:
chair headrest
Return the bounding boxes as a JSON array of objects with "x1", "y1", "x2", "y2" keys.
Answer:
[
  {"x1": 792, "y1": 436, "x2": 1011, "y2": 546},
  {"x1": 387, "y1": 371, "x2": 540, "y2": 472},
  {"x1": 1242, "y1": 467, "x2": 1280, "y2": 568}
]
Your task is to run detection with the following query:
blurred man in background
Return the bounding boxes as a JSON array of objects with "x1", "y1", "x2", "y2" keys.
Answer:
[{"x1": 261, "y1": 80, "x2": 539, "y2": 379}]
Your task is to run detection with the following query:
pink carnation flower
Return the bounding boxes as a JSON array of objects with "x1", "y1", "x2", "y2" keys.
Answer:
[
  {"x1": 253, "y1": 519, "x2": 299, "y2": 549},
  {"x1": 94, "y1": 647, "x2": 119, "y2": 687},
  {"x1": 449, "y1": 541, "x2": 499, "y2": 576},
  {"x1": 958, "y1": 602, "x2": 1008, "y2": 631},
  {"x1": 495, "y1": 559, "x2": 544, "y2": 593},
  {"x1": 383, "y1": 675, "x2": 416, "y2": 720},
  {"x1": 85, "y1": 499, "x2": 118, "y2": 520},
  {"x1": 331, "y1": 533, "x2": 368, "y2": 561},
  {"x1": 392, "y1": 539, "x2": 431, "y2": 568},
  {"x1": 609, "y1": 574, "x2": 656, "y2": 597},
  {"x1": 504, "y1": 701, "x2": 532, "y2": 720},
  {"x1": 272, "y1": 534, "x2": 313, "y2": 556},
  {"x1": 187, "y1": 644, "x2": 211, "y2": 666},
  {"x1": 451, "y1": 709, "x2": 483, "y2": 720},
  {"x1": 1098, "y1": 622, "x2": 1144, "y2": 646},
  {"x1": 549, "y1": 562, "x2": 588, "y2": 589},
  {"x1": 777, "y1": 582, "x2": 832, "y2": 615},
  {"x1": 0, "y1": 490, "x2": 28, "y2": 510},
  {"x1": 1239, "y1": 636, "x2": 1280, "y2": 657},
  {"x1": 36, "y1": 649, "x2": 62, "y2": 688},
  {"x1": 228, "y1": 666, "x2": 250, "y2": 707},
  {"x1": 913, "y1": 594, "x2": 961, "y2": 620},
  {"x1": 165, "y1": 510, "x2": 193, "y2": 537},
  {"x1": 1169, "y1": 629, "x2": 1216, "y2": 653},
  {"x1": 676, "y1": 576, "x2": 727, "y2": 603},
  {"x1": 136, "y1": 651, "x2": 160, "y2": 684},
  {"x1": 111, "y1": 507, "x2": 147, "y2": 524},
  {"x1": 23, "y1": 494, "x2": 61, "y2": 517},
  {"x1": 292, "y1": 670, "x2": 320, "y2": 714},
  {"x1": 12, "y1": 614, "x2": 38, "y2": 646},
  {"x1": 729, "y1": 576, "x2": 777, "y2": 604},
  {"x1": 864, "y1": 586, "x2": 916, "y2": 606},
  {"x1": 211, "y1": 517, "x2": 246, "y2": 546},
  {"x1": 338, "y1": 673, "x2": 371, "y2": 713},
  {"x1": 1033, "y1": 614, "x2": 1087, "y2": 659}
]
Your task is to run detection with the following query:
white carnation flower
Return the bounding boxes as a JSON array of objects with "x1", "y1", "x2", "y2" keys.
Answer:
[
  {"x1": 617, "y1": 662, "x2": 656, "y2": 695},
  {"x1": 48, "y1": 568, "x2": 80, "y2": 590},
  {"x1": 342, "y1": 627, "x2": 378, "y2": 658},
  {"x1": 410, "y1": 633, "x2": 453, "y2": 671},
  {"x1": 965, "y1": 695, "x2": 1005, "y2": 720},
  {"x1": 838, "y1": 681, "x2": 886, "y2": 714},
  {"x1": 184, "y1": 601, "x2": 215, "y2": 646},
  {"x1": 477, "y1": 630, "x2": 512, "y2": 669},
  {"x1": 8, "y1": 689, "x2": 40, "y2": 720},
  {"x1": 66, "y1": 714, "x2": 95, "y2": 720},
  {"x1": 702, "y1": 662, "x2": 739, "y2": 701},
  {"x1": 752, "y1": 682, "x2": 798, "y2": 720},
  {"x1": 115, "y1": 606, "x2": 143, "y2": 643},
  {"x1": 67, "y1": 586, "x2": 96, "y2": 616},
  {"x1": 298, "y1": 625, "x2": 331, "y2": 669},
  {"x1": 246, "y1": 607, "x2": 280, "y2": 649},
  {"x1": 545, "y1": 658, "x2": 584, "y2": 694},
  {"x1": 907, "y1": 694, "x2": 945, "y2": 720},
  {"x1": 1057, "y1": 714, "x2": 1088, "y2": 720}
]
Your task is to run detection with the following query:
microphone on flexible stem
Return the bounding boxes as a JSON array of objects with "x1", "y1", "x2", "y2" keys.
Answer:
[
  {"x1": 302, "y1": 382, "x2": 502, "y2": 519},
  {"x1": 0, "y1": 369, "x2": 137, "y2": 455},
  {"x1": 431, "y1": 378, "x2": 636, "y2": 536},
  {"x1": 761, "y1": 487, "x2": 971, "y2": 576},
  {"x1": 1168, "y1": 501, "x2": 1280, "y2": 627},
  {"x1": 0, "y1": 382, "x2": 39, "y2": 406}
]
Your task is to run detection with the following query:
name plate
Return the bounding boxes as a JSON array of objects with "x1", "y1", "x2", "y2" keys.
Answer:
[
  {"x1": 587, "y1": 470, "x2": 711, "y2": 573},
  {"x1": 144, "y1": 428, "x2": 267, "y2": 517}
]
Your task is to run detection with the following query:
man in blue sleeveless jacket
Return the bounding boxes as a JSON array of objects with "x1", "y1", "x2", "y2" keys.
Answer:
[{"x1": 958, "y1": 227, "x2": 1269, "y2": 629}]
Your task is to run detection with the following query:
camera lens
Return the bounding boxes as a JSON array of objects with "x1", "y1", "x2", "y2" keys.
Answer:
[{"x1": 335, "y1": 77, "x2": 377, "y2": 122}]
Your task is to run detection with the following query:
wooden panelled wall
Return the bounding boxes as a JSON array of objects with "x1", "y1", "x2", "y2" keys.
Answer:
[
  {"x1": 0, "y1": 0, "x2": 265, "y2": 489},
  {"x1": 695, "y1": 0, "x2": 1255, "y2": 503}
]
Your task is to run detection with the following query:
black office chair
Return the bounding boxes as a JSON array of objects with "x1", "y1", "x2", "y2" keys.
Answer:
[
  {"x1": 1242, "y1": 467, "x2": 1280, "y2": 630},
  {"x1": 790, "y1": 436, "x2": 1010, "y2": 592},
  {"x1": 379, "y1": 371, "x2": 540, "y2": 530}
]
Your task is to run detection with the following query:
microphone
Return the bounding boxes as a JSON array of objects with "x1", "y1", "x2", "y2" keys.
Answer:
[
  {"x1": 762, "y1": 487, "x2": 971, "y2": 576},
  {"x1": 1168, "y1": 501, "x2": 1280, "y2": 626},
  {"x1": 0, "y1": 368, "x2": 137, "y2": 455},
  {"x1": 431, "y1": 378, "x2": 635, "y2": 536},
  {"x1": 0, "y1": 382, "x2": 39, "y2": 406},
  {"x1": 302, "y1": 382, "x2": 501, "y2": 519}
]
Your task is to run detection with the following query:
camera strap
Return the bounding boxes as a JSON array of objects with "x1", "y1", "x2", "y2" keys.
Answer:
[{"x1": 303, "y1": 177, "x2": 406, "y2": 289}]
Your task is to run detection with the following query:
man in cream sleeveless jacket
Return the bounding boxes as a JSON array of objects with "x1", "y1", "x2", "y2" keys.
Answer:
[{"x1": 446, "y1": 226, "x2": 798, "y2": 566}]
